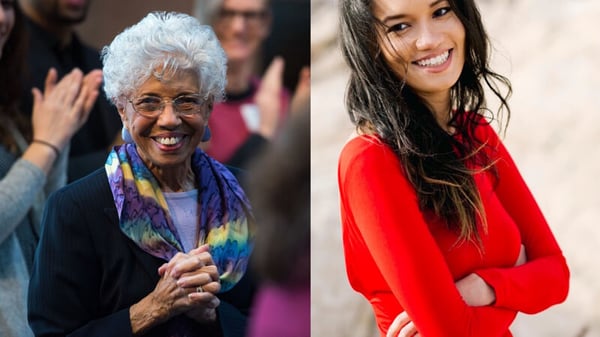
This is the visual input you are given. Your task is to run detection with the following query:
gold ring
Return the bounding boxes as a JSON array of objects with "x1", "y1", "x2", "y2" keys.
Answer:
[{"x1": 196, "y1": 286, "x2": 204, "y2": 293}]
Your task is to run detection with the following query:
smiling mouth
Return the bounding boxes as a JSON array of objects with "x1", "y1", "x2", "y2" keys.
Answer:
[
  {"x1": 414, "y1": 50, "x2": 451, "y2": 67},
  {"x1": 154, "y1": 136, "x2": 183, "y2": 146}
]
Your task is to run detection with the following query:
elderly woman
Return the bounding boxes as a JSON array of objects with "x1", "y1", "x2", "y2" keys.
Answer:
[{"x1": 28, "y1": 12, "x2": 255, "y2": 337}]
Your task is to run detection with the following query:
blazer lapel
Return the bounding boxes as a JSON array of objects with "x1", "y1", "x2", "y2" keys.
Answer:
[{"x1": 103, "y1": 202, "x2": 164, "y2": 283}]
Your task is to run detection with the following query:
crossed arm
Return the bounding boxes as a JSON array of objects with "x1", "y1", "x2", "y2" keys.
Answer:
[
  {"x1": 386, "y1": 245, "x2": 528, "y2": 337},
  {"x1": 379, "y1": 127, "x2": 569, "y2": 337},
  {"x1": 339, "y1": 130, "x2": 568, "y2": 337}
]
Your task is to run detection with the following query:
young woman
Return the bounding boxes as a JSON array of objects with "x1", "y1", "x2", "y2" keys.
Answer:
[{"x1": 337, "y1": 0, "x2": 569, "y2": 336}]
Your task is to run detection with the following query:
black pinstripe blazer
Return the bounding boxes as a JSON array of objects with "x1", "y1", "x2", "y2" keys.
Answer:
[{"x1": 28, "y1": 168, "x2": 256, "y2": 337}]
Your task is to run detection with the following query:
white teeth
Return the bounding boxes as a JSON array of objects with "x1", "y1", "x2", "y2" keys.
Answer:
[
  {"x1": 416, "y1": 51, "x2": 450, "y2": 67},
  {"x1": 156, "y1": 137, "x2": 181, "y2": 145}
]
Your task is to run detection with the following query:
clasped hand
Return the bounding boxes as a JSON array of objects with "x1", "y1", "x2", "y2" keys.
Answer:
[
  {"x1": 157, "y1": 244, "x2": 221, "y2": 322},
  {"x1": 131, "y1": 244, "x2": 221, "y2": 333}
]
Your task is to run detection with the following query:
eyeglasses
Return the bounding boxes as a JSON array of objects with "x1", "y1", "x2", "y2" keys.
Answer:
[
  {"x1": 128, "y1": 94, "x2": 205, "y2": 118},
  {"x1": 216, "y1": 7, "x2": 269, "y2": 28}
]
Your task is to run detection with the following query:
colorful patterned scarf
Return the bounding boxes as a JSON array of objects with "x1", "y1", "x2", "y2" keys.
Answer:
[{"x1": 105, "y1": 143, "x2": 253, "y2": 292}]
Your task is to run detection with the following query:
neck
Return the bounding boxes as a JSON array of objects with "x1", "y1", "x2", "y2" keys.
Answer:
[
  {"x1": 225, "y1": 58, "x2": 256, "y2": 95},
  {"x1": 420, "y1": 91, "x2": 453, "y2": 132},
  {"x1": 151, "y1": 165, "x2": 197, "y2": 193}
]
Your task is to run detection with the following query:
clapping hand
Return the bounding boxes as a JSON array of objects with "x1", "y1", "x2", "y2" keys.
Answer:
[
  {"x1": 254, "y1": 56, "x2": 285, "y2": 139},
  {"x1": 30, "y1": 67, "x2": 102, "y2": 151}
]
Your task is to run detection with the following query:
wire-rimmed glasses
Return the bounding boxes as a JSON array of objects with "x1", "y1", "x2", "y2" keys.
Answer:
[
  {"x1": 127, "y1": 94, "x2": 205, "y2": 118},
  {"x1": 216, "y1": 7, "x2": 270, "y2": 29}
]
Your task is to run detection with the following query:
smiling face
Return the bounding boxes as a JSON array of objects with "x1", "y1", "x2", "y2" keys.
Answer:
[
  {"x1": 373, "y1": 0, "x2": 465, "y2": 104},
  {"x1": 118, "y1": 68, "x2": 211, "y2": 176}
]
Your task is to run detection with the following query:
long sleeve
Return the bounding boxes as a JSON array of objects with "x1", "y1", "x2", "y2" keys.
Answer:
[
  {"x1": 28, "y1": 168, "x2": 254, "y2": 337},
  {"x1": 0, "y1": 157, "x2": 46, "y2": 244},
  {"x1": 27, "y1": 144, "x2": 70, "y2": 231},
  {"x1": 28, "y1": 182, "x2": 134, "y2": 337},
  {"x1": 338, "y1": 136, "x2": 516, "y2": 337},
  {"x1": 43, "y1": 143, "x2": 68, "y2": 196},
  {"x1": 473, "y1": 127, "x2": 569, "y2": 314},
  {"x1": 0, "y1": 125, "x2": 67, "y2": 245}
]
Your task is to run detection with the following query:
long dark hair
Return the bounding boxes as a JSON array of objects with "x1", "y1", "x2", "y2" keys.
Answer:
[
  {"x1": 339, "y1": 0, "x2": 512, "y2": 247},
  {"x1": 0, "y1": 2, "x2": 29, "y2": 153}
]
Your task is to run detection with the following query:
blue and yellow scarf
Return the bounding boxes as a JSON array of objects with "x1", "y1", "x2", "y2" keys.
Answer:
[{"x1": 105, "y1": 143, "x2": 252, "y2": 292}]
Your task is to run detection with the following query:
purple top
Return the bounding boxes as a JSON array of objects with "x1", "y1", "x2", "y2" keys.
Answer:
[{"x1": 247, "y1": 283, "x2": 310, "y2": 337}]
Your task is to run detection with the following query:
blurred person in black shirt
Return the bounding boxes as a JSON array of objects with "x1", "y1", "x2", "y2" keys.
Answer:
[{"x1": 18, "y1": 0, "x2": 121, "y2": 182}]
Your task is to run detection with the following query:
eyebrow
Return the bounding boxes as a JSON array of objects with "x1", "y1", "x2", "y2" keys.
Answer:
[{"x1": 380, "y1": 0, "x2": 447, "y2": 25}]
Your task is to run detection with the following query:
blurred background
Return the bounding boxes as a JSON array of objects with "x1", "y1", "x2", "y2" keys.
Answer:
[
  {"x1": 76, "y1": 0, "x2": 309, "y2": 92},
  {"x1": 311, "y1": 0, "x2": 600, "y2": 336}
]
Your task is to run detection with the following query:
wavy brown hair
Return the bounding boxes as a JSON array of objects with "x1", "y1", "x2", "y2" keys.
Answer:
[
  {"x1": 339, "y1": 0, "x2": 512, "y2": 247},
  {"x1": 0, "y1": 2, "x2": 29, "y2": 154}
]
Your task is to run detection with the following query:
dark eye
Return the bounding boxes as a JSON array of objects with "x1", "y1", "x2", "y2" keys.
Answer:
[
  {"x1": 174, "y1": 95, "x2": 202, "y2": 112},
  {"x1": 135, "y1": 96, "x2": 160, "y2": 104},
  {"x1": 175, "y1": 96, "x2": 201, "y2": 104},
  {"x1": 218, "y1": 9, "x2": 236, "y2": 20},
  {"x1": 243, "y1": 10, "x2": 266, "y2": 21},
  {"x1": 134, "y1": 96, "x2": 162, "y2": 111},
  {"x1": 387, "y1": 22, "x2": 410, "y2": 33},
  {"x1": 433, "y1": 7, "x2": 451, "y2": 18}
]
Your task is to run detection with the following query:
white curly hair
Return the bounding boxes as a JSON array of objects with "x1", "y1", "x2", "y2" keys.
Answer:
[{"x1": 101, "y1": 11, "x2": 227, "y2": 105}]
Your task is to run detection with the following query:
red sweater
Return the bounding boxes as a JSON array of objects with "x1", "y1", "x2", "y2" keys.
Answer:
[{"x1": 338, "y1": 123, "x2": 569, "y2": 337}]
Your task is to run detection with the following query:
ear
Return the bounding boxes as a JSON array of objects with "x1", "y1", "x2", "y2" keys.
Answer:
[{"x1": 203, "y1": 100, "x2": 214, "y2": 120}]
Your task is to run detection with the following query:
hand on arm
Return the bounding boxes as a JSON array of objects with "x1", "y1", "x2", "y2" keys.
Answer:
[
  {"x1": 340, "y1": 140, "x2": 516, "y2": 337},
  {"x1": 472, "y1": 127, "x2": 569, "y2": 313},
  {"x1": 457, "y1": 244, "x2": 528, "y2": 307},
  {"x1": 386, "y1": 244, "x2": 527, "y2": 337},
  {"x1": 386, "y1": 311, "x2": 421, "y2": 337}
]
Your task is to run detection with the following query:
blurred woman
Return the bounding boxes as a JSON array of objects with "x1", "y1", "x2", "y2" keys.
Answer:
[{"x1": 246, "y1": 110, "x2": 310, "y2": 337}]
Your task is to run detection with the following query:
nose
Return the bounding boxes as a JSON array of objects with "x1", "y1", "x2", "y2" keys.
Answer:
[
  {"x1": 0, "y1": 6, "x2": 6, "y2": 23},
  {"x1": 415, "y1": 23, "x2": 442, "y2": 51},
  {"x1": 230, "y1": 13, "x2": 248, "y2": 32},
  {"x1": 156, "y1": 100, "x2": 182, "y2": 127}
]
